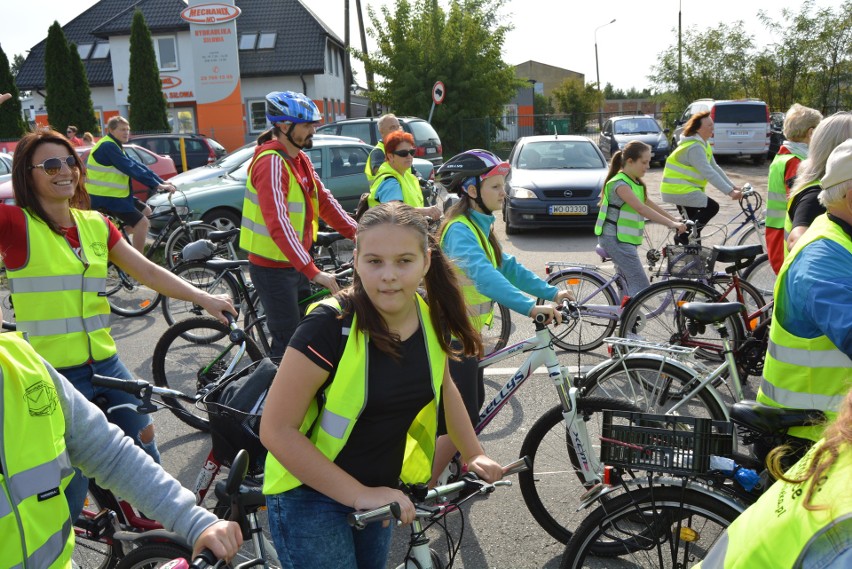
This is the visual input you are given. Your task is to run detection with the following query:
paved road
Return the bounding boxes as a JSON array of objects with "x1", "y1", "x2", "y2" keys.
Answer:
[{"x1": 107, "y1": 158, "x2": 769, "y2": 568}]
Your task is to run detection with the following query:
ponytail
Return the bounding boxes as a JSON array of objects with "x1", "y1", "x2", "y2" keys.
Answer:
[{"x1": 599, "y1": 151, "x2": 624, "y2": 207}]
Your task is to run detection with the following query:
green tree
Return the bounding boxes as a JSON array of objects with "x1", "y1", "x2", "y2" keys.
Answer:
[
  {"x1": 361, "y1": 0, "x2": 523, "y2": 155},
  {"x1": 68, "y1": 43, "x2": 99, "y2": 135},
  {"x1": 128, "y1": 10, "x2": 169, "y2": 132},
  {"x1": 10, "y1": 54, "x2": 25, "y2": 77},
  {"x1": 533, "y1": 92, "x2": 554, "y2": 135},
  {"x1": 44, "y1": 21, "x2": 77, "y2": 133},
  {"x1": 0, "y1": 45, "x2": 26, "y2": 137},
  {"x1": 551, "y1": 79, "x2": 599, "y2": 133}
]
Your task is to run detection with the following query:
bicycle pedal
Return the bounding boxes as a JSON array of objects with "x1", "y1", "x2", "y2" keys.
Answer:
[{"x1": 76, "y1": 508, "x2": 114, "y2": 540}]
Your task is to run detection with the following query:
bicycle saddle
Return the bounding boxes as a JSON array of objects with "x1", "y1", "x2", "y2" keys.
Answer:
[
  {"x1": 213, "y1": 479, "x2": 267, "y2": 510},
  {"x1": 730, "y1": 400, "x2": 826, "y2": 436},
  {"x1": 595, "y1": 243, "x2": 611, "y2": 262},
  {"x1": 680, "y1": 301, "x2": 744, "y2": 324},
  {"x1": 712, "y1": 244, "x2": 763, "y2": 265},
  {"x1": 315, "y1": 231, "x2": 346, "y2": 247},
  {"x1": 207, "y1": 228, "x2": 240, "y2": 242},
  {"x1": 204, "y1": 258, "x2": 250, "y2": 270}
]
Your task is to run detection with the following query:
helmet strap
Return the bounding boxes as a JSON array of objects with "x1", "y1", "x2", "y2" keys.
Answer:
[
  {"x1": 283, "y1": 122, "x2": 305, "y2": 150},
  {"x1": 465, "y1": 178, "x2": 492, "y2": 216}
]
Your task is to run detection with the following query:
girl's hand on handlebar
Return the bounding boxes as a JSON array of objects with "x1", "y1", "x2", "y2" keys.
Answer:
[
  {"x1": 530, "y1": 304, "x2": 561, "y2": 325},
  {"x1": 354, "y1": 487, "x2": 415, "y2": 525},
  {"x1": 672, "y1": 221, "x2": 688, "y2": 235},
  {"x1": 466, "y1": 454, "x2": 504, "y2": 484},
  {"x1": 192, "y1": 520, "x2": 243, "y2": 562},
  {"x1": 200, "y1": 293, "x2": 238, "y2": 325},
  {"x1": 554, "y1": 290, "x2": 575, "y2": 303},
  {"x1": 729, "y1": 189, "x2": 743, "y2": 201}
]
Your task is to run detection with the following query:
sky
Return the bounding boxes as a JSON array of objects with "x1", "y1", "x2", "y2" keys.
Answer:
[{"x1": 3, "y1": 0, "x2": 847, "y2": 91}]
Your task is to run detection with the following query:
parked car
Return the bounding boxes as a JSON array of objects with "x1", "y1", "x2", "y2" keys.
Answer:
[
  {"x1": 129, "y1": 133, "x2": 226, "y2": 173},
  {"x1": 768, "y1": 112, "x2": 785, "y2": 158},
  {"x1": 598, "y1": 115, "x2": 670, "y2": 165},
  {"x1": 77, "y1": 144, "x2": 178, "y2": 201},
  {"x1": 0, "y1": 179, "x2": 12, "y2": 204},
  {"x1": 146, "y1": 135, "x2": 435, "y2": 232},
  {"x1": 0, "y1": 153, "x2": 12, "y2": 184},
  {"x1": 671, "y1": 99, "x2": 770, "y2": 164},
  {"x1": 316, "y1": 116, "x2": 443, "y2": 167},
  {"x1": 168, "y1": 143, "x2": 256, "y2": 186},
  {"x1": 503, "y1": 135, "x2": 607, "y2": 234}
]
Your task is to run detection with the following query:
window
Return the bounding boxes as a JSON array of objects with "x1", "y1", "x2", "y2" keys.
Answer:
[
  {"x1": 90, "y1": 42, "x2": 110, "y2": 59},
  {"x1": 307, "y1": 149, "x2": 322, "y2": 177},
  {"x1": 76, "y1": 43, "x2": 93, "y2": 59},
  {"x1": 248, "y1": 100, "x2": 267, "y2": 132},
  {"x1": 154, "y1": 37, "x2": 178, "y2": 71},
  {"x1": 257, "y1": 32, "x2": 276, "y2": 49},
  {"x1": 323, "y1": 98, "x2": 330, "y2": 123},
  {"x1": 326, "y1": 46, "x2": 332, "y2": 75},
  {"x1": 339, "y1": 122, "x2": 372, "y2": 143},
  {"x1": 334, "y1": 48, "x2": 339, "y2": 76},
  {"x1": 124, "y1": 147, "x2": 156, "y2": 166},
  {"x1": 239, "y1": 33, "x2": 257, "y2": 50}
]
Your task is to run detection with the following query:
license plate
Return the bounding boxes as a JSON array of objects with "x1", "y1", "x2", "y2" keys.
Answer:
[
  {"x1": 426, "y1": 147, "x2": 437, "y2": 154},
  {"x1": 550, "y1": 205, "x2": 588, "y2": 215},
  {"x1": 729, "y1": 130, "x2": 749, "y2": 136}
]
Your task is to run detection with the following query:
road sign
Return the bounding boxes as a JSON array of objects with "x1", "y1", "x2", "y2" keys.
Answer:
[{"x1": 432, "y1": 81, "x2": 446, "y2": 105}]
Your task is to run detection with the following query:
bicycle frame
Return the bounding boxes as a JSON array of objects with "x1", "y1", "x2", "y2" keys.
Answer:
[{"x1": 544, "y1": 262, "x2": 626, "y2": 324}]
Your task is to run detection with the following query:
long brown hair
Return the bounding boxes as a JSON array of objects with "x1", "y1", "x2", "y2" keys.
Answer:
[
  {"x1": 767, "y1": 389, "x2": 852, "y2": 511},
  {"x1": 439, "y1": 189, "x2": 503, "y2": 268},
  {"x1": 599, "y1": 140, "x2": 650, "y2": 207},
  {"x1": 11, "y1": 129, "x2": 90, "y2": 234},
  {"x1": 339, "y1": 202, "x2": 480, "y2": 358}
]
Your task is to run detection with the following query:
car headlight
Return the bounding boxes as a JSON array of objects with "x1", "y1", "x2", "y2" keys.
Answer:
[
  {"x1": 511, "y1": 187, "x2": 537, "y2": 199},
  {"x1": 658, "y1": 139, "x2": 669, "y2": 149}
]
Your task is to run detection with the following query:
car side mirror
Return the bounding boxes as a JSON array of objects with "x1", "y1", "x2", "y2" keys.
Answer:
[{"x1": 664, "y1": 128, "x2": 670, "y2": 135}]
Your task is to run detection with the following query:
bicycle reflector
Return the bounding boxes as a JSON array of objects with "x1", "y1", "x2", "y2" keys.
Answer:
[{"x1": 679, "y1": 527, "x2": 700, "y2": 542}]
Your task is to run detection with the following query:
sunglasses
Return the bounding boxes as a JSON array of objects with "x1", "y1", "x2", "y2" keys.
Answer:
[
  {"x1": 392, "y1": 149, "x2": 416, "y2": 157},
  {"x1": 29, "y1": 155, "x2": 79, "y2": 176}
]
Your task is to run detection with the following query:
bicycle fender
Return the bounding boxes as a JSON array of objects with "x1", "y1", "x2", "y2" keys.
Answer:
[
  {"x1": 113, "y1": 529, "x2": 191, "y2": 549},
  {"x1": 590, "y1": 476, "x2": 750, "y2": 513},
  {"x1": 547, "y1": 267, "x2": 618, "y2": 300}
]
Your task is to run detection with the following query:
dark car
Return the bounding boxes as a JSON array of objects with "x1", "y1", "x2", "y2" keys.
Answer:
[
  {"x1": 598, "y1": 115, "x2": 670, "y2": 165},
  {"x1": 503, "y1": 135, "x2": 607, "y2": 234},
  {"x1": 768, "y1": 112, "x2": 785, "y2": 158},
  {"x1": 316, "y1": 116, "x2": 443, "y2": 167},
  {"x1": 130, "y1": 133, "x2": 226, "y2": 173}
]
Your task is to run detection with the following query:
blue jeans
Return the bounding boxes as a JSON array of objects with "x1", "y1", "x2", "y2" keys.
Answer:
[
  {"x1": 62, "y1": 354, "x2": 160, "y2": 519},
  {"x1": 267, "y1": 486, "x2": 393, "y2": 569},
  {"x1": 249, "y1": 263, "x2": 310, "y2": 359}
]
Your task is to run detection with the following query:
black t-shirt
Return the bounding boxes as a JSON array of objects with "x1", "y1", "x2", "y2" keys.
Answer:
[
  {"x1": 288, "y1": 304, "x2": 434, "y2": 488},
  {"x1": 789, "y1": 185, "x2": 826, "y2": 230}
]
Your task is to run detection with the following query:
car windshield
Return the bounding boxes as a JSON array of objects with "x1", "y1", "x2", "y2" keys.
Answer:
[
  {"x1": 213, "y1": 145, "x2": 255, "y2": 169},
  {"x1": 518, "y1": 141, "x2": 605, "y2": 170},
  {"x1": 407, "y1": 120, "x2": 440, "y2": 142},
  {"x1": 614, "y1": 118, "x2": 661, "y2": 134},
  {"x1": 227, "y1": 160, "x2": 250, "y2": 182}
]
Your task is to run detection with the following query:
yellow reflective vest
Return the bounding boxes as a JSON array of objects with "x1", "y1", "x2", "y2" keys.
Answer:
[
  {"x1": 758, "y1": 214, "x2": 852, "y2": 440},
  {"x1": 594, "y1": 172, "x2": 646, "y2": 245},
  {"x1": 365, "y1": 141, "x2": 385, "y2": 183},
  {"x1": 239, "y1": 149, "x2": 319, "y2": 262},
  {"x1": 8, "y1": 209, "x2": 115, "y2": 369},
  {"x1": 0, "y1": 332, "x2": 75, "y2": 569},
  {"x1": 660, "y1": 139, "x2": 713, "y2": 199},
  {"x1": 766, "y1": 152, "x2": 804, "y2": 231},
  {"x1": 695, "y1": 440, "x2": 852, "y2": 569},
  {"x1": 440, "y1": 215, "x2": 496, "y2": 332},
  {"x1": 85, "y1": 136, "x2": 131, "y2": 198},
  {"x1": 263, "y1": 295, "x2": 446, "y2": 494},
  {"x1": 367, "y1": 162, "x2": 424, "y2": 208}
]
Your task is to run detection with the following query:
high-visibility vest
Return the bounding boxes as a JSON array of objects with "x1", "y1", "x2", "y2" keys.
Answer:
[
  {"x1": 263, "y1": 295, "x2": 446, "y2": 494},
  {"x1": 85, "y1": 136, "x2": 131, "y2": 198},
  {"x1": 782, "y1": 180, "x2": 821, "y2": 259},
  {"x1": 440, "y1": 215, "x2": 497, "y2": 331},
  {"x1": 758, "y1": 214, "x2": 852, "y2": 440},
  {"x1": 594, "y1": 172, "x2": 646, "y2": 245},
  {"x1": 660, "y1": 139, "x2": 713, "y2": 198},
  {"x1": 239, "y1": 149, "x2": 319, "y2": 262},
  {"x1": 765, "y1": 152, "x2": 804, "y2": 230},
  {"x1": 695, "y1": 440, "x2": 852, "y2": 569},
  {"x1": 8, "y1": 209, "x2": 115, "y2": 368},
  {"x1": 367, "y1": 161, "x2": 424, "y2": 208},
  {"x1": 365, "y1": 141, "x2": 385, "y2": 183},
  {"x1": 0, "y1": 332, "x2": 75, "y2": 569}
]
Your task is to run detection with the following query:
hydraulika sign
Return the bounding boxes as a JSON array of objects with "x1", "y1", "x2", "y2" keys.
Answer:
[{"x1": 180, "y1": 3, "x2": 241, "y2": 25}]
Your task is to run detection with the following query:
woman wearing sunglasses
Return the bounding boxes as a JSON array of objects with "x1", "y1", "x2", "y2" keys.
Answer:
[
  {"x1": 0, "y1": 129, "x2": 236, "y2": 520},
  {"x1": 366, "y1": 130, "x2": 442, "y2": 221}
]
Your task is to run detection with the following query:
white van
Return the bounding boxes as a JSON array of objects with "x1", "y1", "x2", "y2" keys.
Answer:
[{"x1": 672, "y1": 99, "x2": 770, "y2": 164}]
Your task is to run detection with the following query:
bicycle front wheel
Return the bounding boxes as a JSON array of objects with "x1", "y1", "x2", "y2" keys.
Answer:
[
  {"x1": 481, "y1": 302, "x2": 511, "y2": 356},
  {"x1": 539, "y1": 269, "x2": 619, "y2": 352},
  {"x1": 151, "y1": 317, "x2": 264, "y2": 431},
  {"x1": 164, "y1": 222, "x2": 238, "y2": 268},
  {"x1": 560, "y1": 486, "x2": 741, "y2": 569},
  {"x1": 518, "y1": 397, "x2": 639, "y2": 545},
  {"x1": 114, "y1": 542, "x2": 191, "y2": 569},
  {"x1": 106, "y1": 263, "x2": 162, "y2": 317},
  {"x1": 163, "y1": 262, "x2": 242, "y2": 336}
]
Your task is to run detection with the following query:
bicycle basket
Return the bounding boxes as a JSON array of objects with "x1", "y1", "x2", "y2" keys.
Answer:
[
  {"x1": 664, "y1": 245, "x2": 716, "y2": 279},
  {"x1": 200, "y1": 357, "x2": 277, "y2": 474},
  {"x1": 600, "y1": 410, "x2": 733, "y2": 476}
]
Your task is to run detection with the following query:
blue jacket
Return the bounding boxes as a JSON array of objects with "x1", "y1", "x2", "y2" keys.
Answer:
[
  {"x1": 441, "y1": 209, "x2": 558, "y2": 316},
  {"x1": 91, "y1": 134, "x2": 164, "y2": 190}
]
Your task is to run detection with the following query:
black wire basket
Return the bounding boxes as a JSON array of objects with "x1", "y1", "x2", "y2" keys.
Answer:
[
  {"x1": 600, "y1": 410, "x2": 734, "y2": 476},
  {"x1": 664, "y1": 245, "x2": 716, "y2": 279},
  {"x1": 200, "y1": 357, "x2": 277, "y2": 474}
]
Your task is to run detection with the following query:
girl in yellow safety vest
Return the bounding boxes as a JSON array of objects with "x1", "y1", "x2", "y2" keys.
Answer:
[
  {"x1": 259, "y1": 202, "x2": 503, "y2": 569},
  {"x1": 595, "y1": 140, "x2": 687, "y2": 297}
]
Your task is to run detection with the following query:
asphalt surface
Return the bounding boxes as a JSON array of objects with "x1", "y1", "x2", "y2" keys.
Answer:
[{"x1": 106, "y1": 157, "x2": 770, "y2": 568}]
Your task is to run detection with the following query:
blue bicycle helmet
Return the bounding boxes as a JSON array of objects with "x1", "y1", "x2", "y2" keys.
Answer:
[{"x1": 265, "y1": 91, "x2": 322, "y2": 125}]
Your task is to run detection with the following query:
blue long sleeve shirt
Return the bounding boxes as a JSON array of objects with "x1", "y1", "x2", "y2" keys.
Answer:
[
  {"x1": 92, "y1": 134, "x2": 164, "y2": 190},
  {"x1": 441, "y1": 209, "x2": 558, "y2": 316}
]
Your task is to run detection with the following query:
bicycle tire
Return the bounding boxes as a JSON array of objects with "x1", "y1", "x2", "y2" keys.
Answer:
[
  {"x1": 114, "y1": 542, "x2": 192, "y2": 569},
  {"x1": 619, "y1": 279, "x2": 745, "y2": 362},
  {"x1": 151, "y1": 317, "x2": 264, "y2": 431},
  {"x1": 162, "y1": 262, "x2": 242, "y2": 338},
  {"x1": 638, "y1": 221, "x2": 672, "y2": 274},
  {"x1": 481, "y1": 302, "x2": 511, "y2": 356},
  {"x1": 580, "y1": 356, "x2": 727, "y2": 420},
  {"x1": 518, "y1": 397, "x2": 640, "y2": 546},
  {"x1": 163, "y1": 222, "x2": 238, "y2": 269},
  {"x1": 402, "y1": 548, "x2": 445, "y2": 569},
  {"x1": 73, "y1": 483, "x2": 123, "y2": 569},
  {"x1": 560, "y1": 486, "x2": 741, "y2": 569},
  {"x1": 538, "y1": 269, "x2": 619, "y2": 352},
  {"x1": 734, "y1": 219, "x2": 765, "y2": 249},
  {"x1": 243, "y1": 289, "x2": 272, "y2": 354},
  {"x1": 105, "y1": 262, "x2": 162, "y2": 317},
  {"x1": 741, "y1": 253, "x2": 775, "y2": 300},
  {"x1": 0, "y1": 266, "x2": 15, "y2": 330}
]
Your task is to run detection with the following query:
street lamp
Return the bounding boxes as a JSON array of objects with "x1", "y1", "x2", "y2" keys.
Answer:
[{"x1": 594, "y1": 18, "x2": 616, "y2": 128}]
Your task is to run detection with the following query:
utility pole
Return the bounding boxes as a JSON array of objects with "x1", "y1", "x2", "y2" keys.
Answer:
[
  {"x1": 594, "y1": 18, "x2": 616, "y2": 128},
  {"x1": 355, "y1": 0, "x2": 377, "y2": 116},
  {"x1": 678, "y1": 0, "x2": 683, "y2": 90},
  {"x1": 344, "y1": 0, "x2": 351, "y2": 118}
]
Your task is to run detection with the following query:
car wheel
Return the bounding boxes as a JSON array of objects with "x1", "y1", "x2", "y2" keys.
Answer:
[
  {"x1": 504, "y1": 204, "x2": 519, "y2": 235},
  {"x1": 752, "y1": 153, "x2": 767, "y2": 165},
  {"x1": 201, "y1": 208, "x2": 241, "y2": 231}
]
